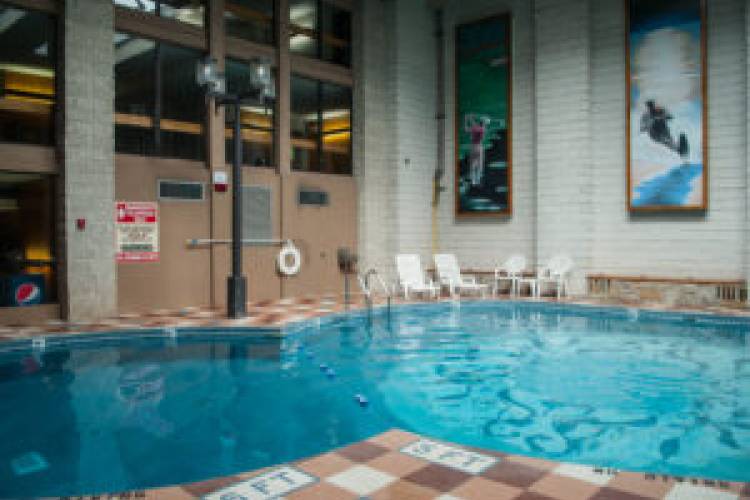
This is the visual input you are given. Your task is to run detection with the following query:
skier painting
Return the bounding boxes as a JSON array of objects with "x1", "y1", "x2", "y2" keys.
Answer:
[
  {"x1": 639, "y1": 100, "x2": 689, "y2": 158},
  {"x1": 628, "y1": 0, "x2": 706, "y2": 211}
]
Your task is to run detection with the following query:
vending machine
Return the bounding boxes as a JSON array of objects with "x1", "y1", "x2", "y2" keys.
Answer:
[{"x1": 0, "y1": 274, "x2": 45, "y2": 307}]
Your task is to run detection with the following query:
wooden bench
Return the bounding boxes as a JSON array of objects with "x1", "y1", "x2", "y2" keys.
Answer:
[{"x1": 587, "y1": 274, "x2": 747, "y2": 305}]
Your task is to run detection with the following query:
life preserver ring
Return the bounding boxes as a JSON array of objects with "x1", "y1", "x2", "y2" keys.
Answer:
[{"x1": 277, "y1": 242, "x2": 301, "y2": 276}]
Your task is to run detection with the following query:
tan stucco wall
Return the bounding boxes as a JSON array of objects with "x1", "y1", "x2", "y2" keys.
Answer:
[
  {"x1": 115, "y1": 154, "x2": 212, "y2": 312},
  {"x1": 115, "y1": 155, "x2": 358, "y2": 313}
]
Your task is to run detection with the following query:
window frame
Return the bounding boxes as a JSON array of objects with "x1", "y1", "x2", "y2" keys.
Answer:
[
  {"x1": 0, "y1": 0, "x2": 60, "y2": 149},
  {"x1": 113, "y1": 0, "x2": 355, "y2": 175},
  {"x1": 290, "y1": 73, "x2": 351, "y2": 175},
  {"x1": 224, "y1": 0, "x2": 276, "y2": 48},
  {"x1": 114, "y1": 30, "x2": 207, "y2": 161},
  {"x1": 288, "y1": 0, "x2": 351, "y2": 67}
]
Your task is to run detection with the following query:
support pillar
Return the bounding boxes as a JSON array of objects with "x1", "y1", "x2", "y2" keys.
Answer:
[{"x1": 61, "y1": 0, "x2": 116, "y2": 321}]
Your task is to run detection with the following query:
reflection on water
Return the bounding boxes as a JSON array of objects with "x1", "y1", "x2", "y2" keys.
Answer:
[{"x1": 0, "y1": 304, "x2": 749, "y2": 497}]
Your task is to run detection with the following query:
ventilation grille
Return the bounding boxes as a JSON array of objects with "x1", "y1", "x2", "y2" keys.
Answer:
[
  {"x1": 298, "y1": 188, "x2": 329, "y2": 206},
  {"x1": 242, "y1": 185, "x2": 272, "y2": 240},
  {"x1": 157, "y1": 180, "x2": 204, "y2": 201}
]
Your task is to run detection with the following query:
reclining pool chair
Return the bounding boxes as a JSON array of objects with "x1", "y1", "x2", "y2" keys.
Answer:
[
  {"x1": 434, "y1": 254, "x2": 489, "y2": 298},
  {"x1": 395, "y1": 254, "x2": 439, "y2": 300}
]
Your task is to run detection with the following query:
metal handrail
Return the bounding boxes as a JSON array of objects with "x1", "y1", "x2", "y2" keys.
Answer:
[
  {"x1": 359, "y1": 269, "x2": 392, "y2": 315},
  {"x1": 187, "y1": 238, "x2": 291, "y2": 247}
]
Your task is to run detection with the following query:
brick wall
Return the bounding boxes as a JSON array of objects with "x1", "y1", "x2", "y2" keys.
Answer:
[
  {"x1": 355, "y1": 0, "x2": 397, "y2": 278},
  {"x1": 534, "y1": 0, "x2": 594, "y2": 293},
  {"x1": 439, "y1": 0, "x2": 537, "y2": 271},
  {"x1": 590, "y1": 0, "x2": 747, "y2": 281},
  {"x1": 357, "y1": 0, "x2": 749, "y2": 294},
  {"x1": 356, "y1": 0, "x2": 438, "y2": 281}
]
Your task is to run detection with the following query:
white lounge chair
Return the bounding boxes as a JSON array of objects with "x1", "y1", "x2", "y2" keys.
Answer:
[
  {"x1": 434, "y1": 254, "x2": 489, "y2": 298},
  {"x1": 536, "y1": 255, "x2": 574, "y2": 298},
  {"x1": 494, "y1": 254, "x2": 527, "y2": 296},
  {"x1": 395, "y1": 254, "x2": 439, "y2": 300}
]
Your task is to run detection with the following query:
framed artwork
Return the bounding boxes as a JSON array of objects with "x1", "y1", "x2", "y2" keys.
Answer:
[
  {"x1": 627, "y1": 0, "x2": 707, "y2": 212},
  {"x1": 455, "y1": 14, "x2": 512, "y2": 217}
]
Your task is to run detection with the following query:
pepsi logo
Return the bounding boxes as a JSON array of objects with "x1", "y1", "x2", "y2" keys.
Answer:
[{"x1": 15, "y1": 283, "x2": 40, "y2": 306}]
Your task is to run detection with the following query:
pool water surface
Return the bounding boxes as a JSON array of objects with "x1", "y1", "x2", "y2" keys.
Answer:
[{"x1": 1, "y1": 302, "x2": 749, "y2": 496}]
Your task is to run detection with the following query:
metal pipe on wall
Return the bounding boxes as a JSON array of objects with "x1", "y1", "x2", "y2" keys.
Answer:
[{"x1": 432, "y1": 7, "x2": 446, "y2": 255}]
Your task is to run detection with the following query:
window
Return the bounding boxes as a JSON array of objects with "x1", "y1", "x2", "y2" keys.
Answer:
[
  {"x1": 321, "y1": 2, "x2": 351, "y2": 66},
  {"x1": 225, "y1": 0, "x2": 274, "y2": 46},
  {"x1": 290, "y1": 0, "x2": 351, "y2": 67},
  {"x1": 290, "y1": 75, "x2": 319, "y2": 172},
  {"x1": 160, "y1": 43, "x2": 205, "y2": 160},
  {"x1": 0, "y1": 4, "x2": 57, "y2": 146},
  {"x1": 289, "y1": 0, "x2": 317, "y2": 59},
  {"x1": 114, "y1": 32, "x2": 205, "y2": 161},
  {"x1": 320, "y1": 81, "x2": 351, "y2": 173},
  {"x1": 291, "y1": 75, "x2": 351, "y2": 175},
  {"x1": 0, "y1": 172, "x2": 56, "y2": 307},
  {"x1": 113, "y1": 0, "x2": 205, "y2": 28},
  {"x1": 114, "y1": 33, "x2": 156, "y2": 155},
  {"x1": 225, "y1": 58, "x2": 275, "y2": 167}
]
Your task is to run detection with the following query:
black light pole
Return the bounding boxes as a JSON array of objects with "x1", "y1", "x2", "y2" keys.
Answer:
[
  {"x1": 227, "y1": 96, "x2": 245, "y2": 318},
  {"x1": 197, "y1": 57, "x2": 272, "y2": 318}
]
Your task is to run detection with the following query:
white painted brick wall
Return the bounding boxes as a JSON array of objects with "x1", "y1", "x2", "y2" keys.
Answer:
[
  {"x1": 590, "y1": 0, "x2": 747, "y2": 280},
  {"x1": 355, "y1": 0, "x2": 397, "y2": 278},
  {"x1": 393, "y1": 0, "x2": 437, "y2": 265},
  {"x1": 535, "y1": 0, "x2": 594, "y2": 293},
  {"x1": 357, "y1": 0, "x2": 749, "y2": 291},
  {"x1": 357, "y1": 0, "x2": 438, "y2": 283},
  {"x1": 439, "y1": 0, "x2": 537, "y2": 271}
]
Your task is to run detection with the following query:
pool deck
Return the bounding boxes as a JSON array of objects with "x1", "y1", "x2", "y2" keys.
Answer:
[
  {"x1": 2, "y1": 294, "x2": 749, "y2": 343},
  {"x1": 54, "y1": 429, "x2": 750, "y2": 500},
  {"x1": 4, "y1": 295, "x2": 749, "y2": 500}
]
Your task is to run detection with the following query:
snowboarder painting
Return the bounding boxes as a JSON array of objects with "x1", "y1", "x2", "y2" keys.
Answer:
[
  {"x1": 628, "y1": 0, "x2": 707, "y2": 211},
  {"x1": 455, "y1": 15, "x2": 512, "y2": 217}
]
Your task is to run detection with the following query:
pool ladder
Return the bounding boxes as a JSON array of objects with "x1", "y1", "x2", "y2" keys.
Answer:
[{"x1": 358, "y1": 269, "x2": 392, "y2": 316}]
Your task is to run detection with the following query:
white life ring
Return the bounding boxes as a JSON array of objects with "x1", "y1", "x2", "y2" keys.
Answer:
[{"x1": 277, "y1": 242, "x2": 301, "y2": 276}]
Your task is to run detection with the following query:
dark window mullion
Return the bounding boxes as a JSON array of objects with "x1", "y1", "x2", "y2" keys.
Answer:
[
  {"x1": 316, "y1": 0, "x2": 322, "y2": 60},
  {"x1": 154, "y1": 42, "x2": 162, "y2": 155},
  {"x1": 316, "y1": 80, "x2": 323, "y2": 173}
]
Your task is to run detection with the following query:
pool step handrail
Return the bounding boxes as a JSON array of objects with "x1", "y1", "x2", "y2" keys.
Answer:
[{"x1": 359, "y1": 269, "x2": 392, "y2": 315}]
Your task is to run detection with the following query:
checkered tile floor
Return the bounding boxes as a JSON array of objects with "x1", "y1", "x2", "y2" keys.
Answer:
[{"x1": 65, "y1": 430, "x2": 750, "y2": 500}]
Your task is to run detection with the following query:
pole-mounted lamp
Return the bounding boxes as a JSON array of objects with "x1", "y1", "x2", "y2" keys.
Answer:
[{"x1": 196, "y1": 56, "x2": 273, "y2": 318}]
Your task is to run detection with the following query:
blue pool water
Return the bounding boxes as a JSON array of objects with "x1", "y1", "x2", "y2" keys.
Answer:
[{"x1": 1, "y1": 302, "x2": 749, "y2": 496}]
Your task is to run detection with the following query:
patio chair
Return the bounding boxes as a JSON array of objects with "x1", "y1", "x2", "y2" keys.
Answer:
[
  {"x1": 434, "y1": 254, "x2": 489, "y2": 298},
  {"x1": 494, "y1": 254, "x2": 527, "y2": 296},
  {"x1": 536, "y1": 255, "x2": 574, "y2": 299},
  {"x1": 395, "y1": 254, "x2": 439, "y2": 300}
]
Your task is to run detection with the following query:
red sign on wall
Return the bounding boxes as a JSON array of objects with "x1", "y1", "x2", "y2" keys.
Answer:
[{"x1": 116, "y1": 202, "x2": 159, "y2": 263}]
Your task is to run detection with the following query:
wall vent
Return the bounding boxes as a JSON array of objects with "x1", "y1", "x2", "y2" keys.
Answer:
[
  {"x1": 298, "y1": 188, "x2": 329, "y2": 206},
  {"x1": 242, "y1": 185, "x2": 273, "y2": 240},
  {"x1": 157, "y1": 180, "x2": 205, "y2": 201}
]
